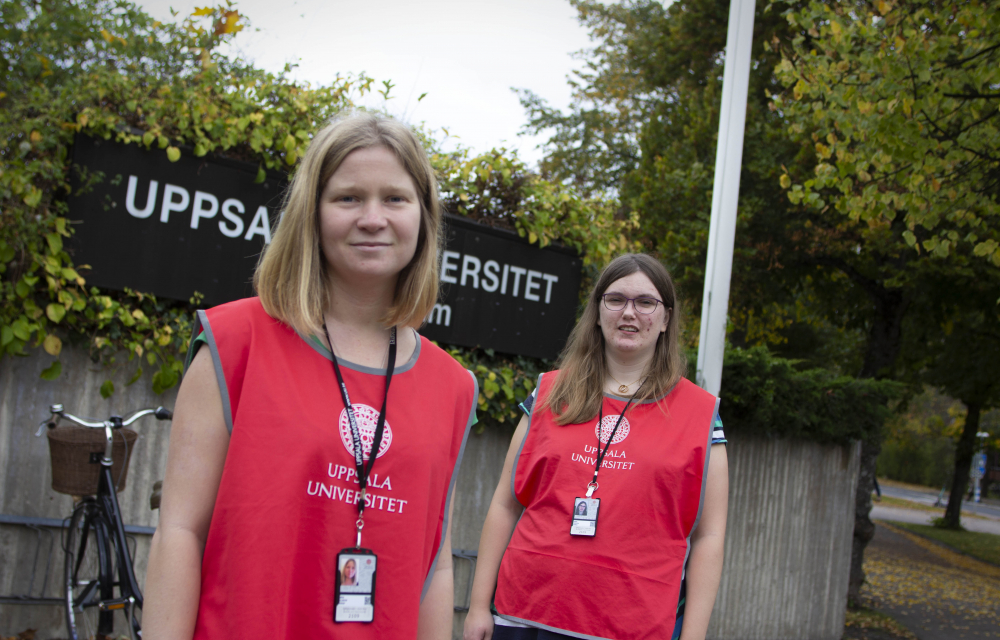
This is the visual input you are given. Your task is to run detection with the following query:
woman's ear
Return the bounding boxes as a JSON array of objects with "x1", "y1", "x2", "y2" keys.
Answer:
[{"x1": 661, "y1": 308, "x2": 671, "y2": 334}]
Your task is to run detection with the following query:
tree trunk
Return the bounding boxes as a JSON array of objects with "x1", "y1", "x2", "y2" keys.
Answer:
[
  {"x1": 847, "y1": 285, "x2": 908, "y2": 606},
  {"x1": 847, "y1": 437, "x2": 879, "y2": 607},
  {"x1": 942, "y1": 401, "x2": 981, "y2": 528}
]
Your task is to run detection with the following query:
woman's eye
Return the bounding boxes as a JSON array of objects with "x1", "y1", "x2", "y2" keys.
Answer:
[{"x1": 636, "y1": 298, "x2": 656, "y2": 309}]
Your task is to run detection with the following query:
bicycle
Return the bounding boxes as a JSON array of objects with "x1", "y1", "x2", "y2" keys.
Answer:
[{"x1": 37, "y1": 403, "x2": 172, "y2": 640}]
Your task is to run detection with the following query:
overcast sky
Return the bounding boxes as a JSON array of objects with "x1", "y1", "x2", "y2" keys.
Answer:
[{"x1": 134, "y1": 0, "x2": 596, "y2": 166}]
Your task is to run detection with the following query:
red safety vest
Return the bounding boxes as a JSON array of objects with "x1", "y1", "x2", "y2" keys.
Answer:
[
  {"x1": 190, "y1": 298, "x2": 476, "y2": 639},
  {"x1": 495, "y1": 372, "x2": 718, "y2": 640}
]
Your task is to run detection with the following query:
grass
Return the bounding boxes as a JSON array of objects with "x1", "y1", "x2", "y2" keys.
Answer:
[{"x1": 890, "y1": 521, "x2": 1000, "y2": 566}]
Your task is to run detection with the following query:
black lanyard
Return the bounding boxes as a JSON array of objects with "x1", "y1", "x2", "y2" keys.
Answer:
[
  {"x1": 587, "y1": 387, "x2": 640, "y2": 497},
  {"x1": 323, "y1": 324, "x2": 396, "y2": 547}
]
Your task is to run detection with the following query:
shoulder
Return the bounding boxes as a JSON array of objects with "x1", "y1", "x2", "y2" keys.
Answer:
[
  {"x1": 415, "y1": 334, "x2": 477, "y2": 387},
  {"x1": 201, "y1": 297, "x2": 287, "y2": 338},
  {"x1": 203, "y1": 297, "x2": 269, "y2": 325},
  {"x1": 671, "y1": 377, "x2": 717, "y2": 405}
]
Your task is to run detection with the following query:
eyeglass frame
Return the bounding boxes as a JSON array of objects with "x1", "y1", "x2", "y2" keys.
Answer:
[{"x1": 600, "y1": 293, "x2": 666, "y2": 315}]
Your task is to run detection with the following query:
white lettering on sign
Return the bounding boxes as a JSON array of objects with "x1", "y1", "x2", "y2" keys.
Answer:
[
  {"x1": 124, "y1": 176, "x2": 272, "y2": 244},
  {"x1": 440, "y1": 250, "x2": 460, "y2": 284},
  {"x1": 461, "y1": 255, "x2": 481, "y2": 288},
  {"x1": 160, "y1": 184, "x2": 189, "y2": 223},
  {"x1": 426, "y1": 303, "x2": 451, "y2": 326},
  {"x1": 190, "y1": 191, "x2": 219, "y2": 229},
  {"x1": 438, "y1": 252, "x2": 560, "y2": 304},
  {"x1": 219, "y1": 198, "x2": 245, "y2": 238},
  {"x1": 482, "y1": 260, "x2": 501, "y2": 292},
  {"x1": 126, "y1": 176, "x2": 158, "y2": 218}
]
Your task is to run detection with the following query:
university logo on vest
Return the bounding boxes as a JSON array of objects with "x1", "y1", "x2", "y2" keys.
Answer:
[
  {"x1": 596, "y1": 414, "x2": 630, "y2": 444},
  {"x1": 339, "y1": 405, "x2": 393, "y2": 459}
]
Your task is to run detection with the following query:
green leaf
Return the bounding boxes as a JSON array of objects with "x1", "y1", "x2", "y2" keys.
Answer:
[
  {"x1": 166, "y1": 146, "x2": 181, "y2": 162},
  {"x1": 100, "y1": 379, "x2": 115, "y2": 398},
  {"x1": 255, "y1": 166, "x2": 266, "y2": 184},
  {"x1": 40, "y1": 360, "x2": 62, "y2": 381},
  {"x1": 11, "y1": 319, "x2": 30, "y2": 341},
  {"x1": 1, "y1": 326, "x2": 13, "y2": 346},
  {"x1": 46, "y1": 233, "x2": 63, "y2": 255},
  {"x1": 46, "y1": 303, "x2": 66, "y2": 323},
  {"x1": 0, "y1": 241, "x2": 14, "y2": 263},
  {"x1": 126, "y1": 367, "x2": 143, "y2": 386}
]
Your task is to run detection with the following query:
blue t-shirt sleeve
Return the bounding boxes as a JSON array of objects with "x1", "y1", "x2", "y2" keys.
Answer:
[
  {"x1": 712, "y1": 413, "x2": 726, "y2": 444},
  {"x1": 519, "y1": 388, "x2": 537, "y2": 416}
]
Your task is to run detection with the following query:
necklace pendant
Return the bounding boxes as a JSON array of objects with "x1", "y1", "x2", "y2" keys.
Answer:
[{"x1": 618, "y1": 384, "x2": 629, "y2": 394}]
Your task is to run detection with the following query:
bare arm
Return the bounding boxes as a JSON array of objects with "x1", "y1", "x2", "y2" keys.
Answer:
[
  {"x1": 463, "y1": 414, "x2": 529, "y2": 640},
  {"x1": 142, "y1": 348, "x2": 230, "y2": 640},
  {"x1": 679, "y1": 444, "x2": 729, "y2": 640},
  {"x1": 417, "y1": 496, "x2": 457, "y2": 640}
]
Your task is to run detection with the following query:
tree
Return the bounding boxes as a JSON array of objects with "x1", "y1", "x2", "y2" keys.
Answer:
[
  {"x1": 519, "y1": 0, "x2": 1000, "y2": 605},
  {"x1": 899, "y1": 260, "x2": 1000, "y2": 527},
  {"x1": 775, "y1": 0, "x2": 1000, "y2": 594},
  {"x1": 0, "y1": 0, "x2": 635, "y2": 426}
]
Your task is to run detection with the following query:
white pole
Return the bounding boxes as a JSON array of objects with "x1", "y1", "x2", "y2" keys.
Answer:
[{"x1": 696, "y1": 0, "x2": 757, "y2": 396}]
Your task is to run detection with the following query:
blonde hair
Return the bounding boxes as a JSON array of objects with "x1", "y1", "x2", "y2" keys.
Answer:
[
  {"x1": 254, "y1": 113, "x2": 442, "y2": 335},
  {"x1": 538, "y1": 253, "x2": 685, "y2": 425}
]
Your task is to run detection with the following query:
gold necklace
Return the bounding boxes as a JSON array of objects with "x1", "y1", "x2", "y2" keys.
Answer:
[{"x1": 608, "y1": 373, "x2": 642, "y2": 395}]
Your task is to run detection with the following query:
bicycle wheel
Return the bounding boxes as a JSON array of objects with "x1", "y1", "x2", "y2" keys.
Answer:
[{"x1": 64, "y1": 500, "x2": 115, "y2": 640}]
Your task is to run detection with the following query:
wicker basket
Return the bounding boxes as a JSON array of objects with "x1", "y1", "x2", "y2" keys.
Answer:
[{"x1": 46, "y1": 427, "x2": 138, "y2": 495}]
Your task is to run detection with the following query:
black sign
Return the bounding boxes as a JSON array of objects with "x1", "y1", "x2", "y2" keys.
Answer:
[
  {"x1": 420, "y1": 216, "x2": 582, "y2": 359},
  {"x1": 67, "y1": 135, "x2": 284, "y2": 305},
  {"x1": 67, "y1": 136, "x2": 583, "y2": 359}
]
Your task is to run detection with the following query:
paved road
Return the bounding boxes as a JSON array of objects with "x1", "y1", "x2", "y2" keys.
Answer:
[
  {"x1": 871, "y1": 505, "x2": 1000, "y2": 535},
  {"x1": 879, "y1": 482, "x2": 1000, "y2": 520}
]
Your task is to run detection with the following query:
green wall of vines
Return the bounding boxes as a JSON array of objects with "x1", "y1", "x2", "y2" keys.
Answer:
[{"x1": 0, "y1": 0, "x2": 635, "y2": 423}]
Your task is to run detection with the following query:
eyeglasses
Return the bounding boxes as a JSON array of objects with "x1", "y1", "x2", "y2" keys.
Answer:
[{"x1": 601, "y1": 294, "x2": 664, "y2": 314}]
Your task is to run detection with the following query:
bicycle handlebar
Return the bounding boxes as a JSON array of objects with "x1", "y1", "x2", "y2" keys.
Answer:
[{"x1": 35, "y1": 404, "x2": 172, "y2": 436}]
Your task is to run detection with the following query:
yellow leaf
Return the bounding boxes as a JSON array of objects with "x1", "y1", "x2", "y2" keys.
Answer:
[
  {"x1": 780, "y1": 174, "x2": 792, "y2": 189},
  {"x1": 30, "y1": 130, "x2": 42, "y2": 142},
  {"x1": 166, "y1": 146, "x2": 181, "y2": 162},
  {"x1": 100, "y1": 29, "x2": 114, "y2": 43},
  {"x1": 528, "y1": 231, "x2": 538, "y2": 244},
  {"x1": 43, "y1": 334, "x2": 62, "y2": 356},
  {"x1": 192, "y1": 6, "x2": 214, "y2": 16}
]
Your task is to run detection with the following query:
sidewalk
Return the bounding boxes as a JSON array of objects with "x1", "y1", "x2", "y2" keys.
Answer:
[{"x1": 861, "y1": 521, "x2": 1000, "y2": 639}]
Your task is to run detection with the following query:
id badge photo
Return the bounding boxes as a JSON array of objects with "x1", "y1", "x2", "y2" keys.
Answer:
[
  {"x1": 334, "y1": 549, "x2": 377, "y2": 623},
  {"x1": 570, "y1": 497, "x2": 600, "y2": 536}
]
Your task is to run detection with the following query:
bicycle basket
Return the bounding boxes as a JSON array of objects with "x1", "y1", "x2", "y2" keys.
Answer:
[{"x1": 46, "y1": 427, "x2": 138, "y2": 495}]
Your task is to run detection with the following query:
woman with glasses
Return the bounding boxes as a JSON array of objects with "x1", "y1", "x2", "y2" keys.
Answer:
[{"x1": 464, "y1": 253, "x2": 728, "y2": 640}]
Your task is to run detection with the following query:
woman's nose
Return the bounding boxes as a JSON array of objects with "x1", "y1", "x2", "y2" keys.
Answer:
[{"x1": 356, "y1": 201, "x2": 388, "y2": 230}]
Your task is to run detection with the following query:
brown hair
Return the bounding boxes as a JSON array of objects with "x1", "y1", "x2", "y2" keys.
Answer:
[
  {"x1": 254, "y1": 112, "x2": 442, "y2": 335},
  {"x1": 538, "y1": 253, "x2": 685, "y2": 424}
]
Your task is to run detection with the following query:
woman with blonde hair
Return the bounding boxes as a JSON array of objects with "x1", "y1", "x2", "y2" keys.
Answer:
[
  {"x1": 464, "y1": 253, "x2": 728, "y2": 640},
  {"x1": 144, "y1": 113, "x2": 478, "y2": 639}
]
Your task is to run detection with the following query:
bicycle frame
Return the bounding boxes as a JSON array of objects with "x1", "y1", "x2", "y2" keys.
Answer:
[{"x1": 47, "y1": 404, "x2": 171, "y2": 640}]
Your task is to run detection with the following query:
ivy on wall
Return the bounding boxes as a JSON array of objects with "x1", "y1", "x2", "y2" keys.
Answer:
[{"x1": 0, "y1": 0, "x2": 635, "y2": 423}]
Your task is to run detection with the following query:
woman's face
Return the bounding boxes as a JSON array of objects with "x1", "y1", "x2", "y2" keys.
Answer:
[
  {"x1": 319, "y1": 145, "x2": 422, "y2": 291},
  {"x1": 597, "y1": 271, "x2": 670, "y2": 364}
]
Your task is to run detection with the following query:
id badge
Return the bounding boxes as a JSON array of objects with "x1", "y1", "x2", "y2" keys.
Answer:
[
  {"x1": 570, "y1": 497, "x2": 600, "y2": 536},
  {"x1": 334, "y1": 549, "x2": 377, "y2": 623}
]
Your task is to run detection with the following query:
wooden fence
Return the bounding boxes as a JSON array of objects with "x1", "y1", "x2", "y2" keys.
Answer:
[{"x1": 1, "y1": 346, "x2": 859, "y2": 640}]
